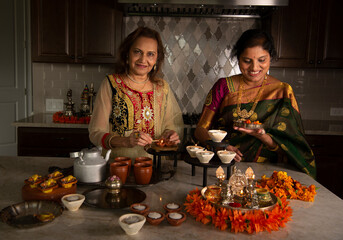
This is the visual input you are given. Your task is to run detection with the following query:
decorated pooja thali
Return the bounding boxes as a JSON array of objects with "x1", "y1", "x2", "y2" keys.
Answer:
[
  {"x1": 233, "y1": 119, "x2": 264, "y2": 129},
  {"x1": 184, "y1": 164, "x2": 317, "y2": 234},
  {"x1": 200, "y1": 166, "x2": 278, "y2": 212},
  {"x1": 201, "y1": 185, "x2": 278, "y2": 212}
]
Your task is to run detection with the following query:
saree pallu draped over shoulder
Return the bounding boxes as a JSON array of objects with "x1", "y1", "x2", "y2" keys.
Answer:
[{"x1": 197, "y1": 77, "x2": 316, "y2": 178}]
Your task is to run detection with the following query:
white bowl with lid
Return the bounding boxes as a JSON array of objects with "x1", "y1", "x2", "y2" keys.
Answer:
[{"x1": 208, "y1": 130, "x2": 227, "y2": 142}]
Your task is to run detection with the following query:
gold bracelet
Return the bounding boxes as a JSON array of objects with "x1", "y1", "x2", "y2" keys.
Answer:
[
  {"x1": 107, "y1": 134, "x2": 116, "y2": 149},
  {"x1": 267, "y1": 144, "x2": 279, "y2": 152}
]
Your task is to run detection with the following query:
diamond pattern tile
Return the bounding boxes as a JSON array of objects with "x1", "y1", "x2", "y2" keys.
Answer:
[
  {"x1": 123, "y1": 17, "x2": 258, "y2": 113},
  {"x1": 33, "y1": 15, "x2": 343, "y2": 120}
]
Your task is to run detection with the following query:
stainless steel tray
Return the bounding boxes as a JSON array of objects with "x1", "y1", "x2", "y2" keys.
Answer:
[
  {"x1": 83, "y1": 187, "x2": 146, "y2": 209},
  {"x1": 0, "y1": 200, "x2": 63, "y2": 228},
  {"x1": 201, "y1": 187, "x2": 277, "y2": 212}
]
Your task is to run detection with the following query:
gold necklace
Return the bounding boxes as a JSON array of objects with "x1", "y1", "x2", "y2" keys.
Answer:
[
  {"x1": 126, "y1": 73, "x2": 149, "y2": 84},
  {"x1": 125, "y1": 73, "x2": 149, "y2": 91},
  {"x1": 236, "y1": 75, "x2": 267, "y2": 119}
]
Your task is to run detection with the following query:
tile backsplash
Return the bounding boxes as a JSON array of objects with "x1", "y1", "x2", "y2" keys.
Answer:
[{"x1": 33, "y1": 16, "x2": 343, "y2": 121}]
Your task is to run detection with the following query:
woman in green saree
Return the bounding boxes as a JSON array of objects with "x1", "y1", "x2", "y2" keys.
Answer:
[{"x1": 194, "y1": 29, "x2": 316, "y2": 178}]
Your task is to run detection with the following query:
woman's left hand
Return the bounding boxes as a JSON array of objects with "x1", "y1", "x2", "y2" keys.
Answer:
[
  {"x1": 233, "y1": 126, "x2": 265, "y2": 139},
  {"x1": 161, "y1": 130, "x2": 180, "y2": 144},
  {"x1": 233, "y1": 126, "x2": 277, "y2": 150}
]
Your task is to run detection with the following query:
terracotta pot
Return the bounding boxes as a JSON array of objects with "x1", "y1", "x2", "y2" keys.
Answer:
[
  {"x1": 134, "y1": 163, "x2": 153, "y2": 185},
  {"x1": 110, "y1": 162, "x2": 129, "y2": 184},
  {"x1": 135, "y1": 157, "x2": 153, "y2": 166},
  {"x1": 114, "y1": 157, "x2": 132, "y2": 178}
]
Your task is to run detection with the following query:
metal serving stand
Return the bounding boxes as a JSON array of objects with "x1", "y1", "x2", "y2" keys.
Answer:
[{"x1": 184, "y1": 140, "x2": 235, "y2": 187}]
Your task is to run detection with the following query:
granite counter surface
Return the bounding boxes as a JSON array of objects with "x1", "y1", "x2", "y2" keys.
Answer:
[
  {"x1": 11, "y1": 113, "x2": 89, "y2": 129},
  {"x1": 12, "y1": 114, "x2": 343, "y2": 135},
  {"x1": 0, "y1": 156, "x2": 342, "y2": 240}
]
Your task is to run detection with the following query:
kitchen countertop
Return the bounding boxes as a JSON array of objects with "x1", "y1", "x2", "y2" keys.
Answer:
[
  {"x1": 0, "y1": 156, "x2": 342, "y2": 239},
  {"x1": 11, "y1": 113, "x2": 89, "y2": 129},
  {"x1": 302, "y1": 119, "x2": 343, "y2": 136},
  {"x1": 12, "y1": 113, "x2": 343, "y2": 135}
]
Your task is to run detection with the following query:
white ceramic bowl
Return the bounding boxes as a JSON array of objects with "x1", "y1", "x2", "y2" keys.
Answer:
[
  {"x1": 208, "y1": 130, "x2": 227, "y2": 142},
  {"x1": 196, "y1": 150, "x2": 214, "y2": 164},
  {"x1": 217, "y1": 150, "x2": 236, "y2": 164},
  {"x1": 119, "y1": 213, "x2": 146, "y2": 235},
  {"x1": 61, "y1": 194, "x2": 85, "y2": 211},
  {"x1": 186, "y1": 145, "x2": 205, "y2": 158}
]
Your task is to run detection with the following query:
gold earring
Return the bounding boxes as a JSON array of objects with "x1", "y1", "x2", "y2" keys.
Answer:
[{"x1": 153, "y1": 65, "x2": 157, "y2": 71}]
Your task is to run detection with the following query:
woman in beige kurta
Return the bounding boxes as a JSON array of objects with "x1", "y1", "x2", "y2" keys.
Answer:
[{"x1": 89, "y1": 27, "x2": 184, "y2": 160}]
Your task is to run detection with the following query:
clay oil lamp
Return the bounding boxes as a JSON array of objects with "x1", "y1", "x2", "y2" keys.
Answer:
[
  {"x1": 130, "y1": 203, "x2": 150, "y2": 215},
  {"x1": 145, "y1": 211, "x2": 165, "y2": 226},
  {"x1": 163, "y1": 202, "x2": 182, "y2": 213},
  {"x1": 166, "y1": 212, "x2": 187, "y2": 226}
]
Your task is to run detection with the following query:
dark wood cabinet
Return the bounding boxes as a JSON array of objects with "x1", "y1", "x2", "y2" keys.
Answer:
[
  {"x1": 18, "y1": 127, "x2": 94, "y2": 157},
  {"x1": 265, "y1": 0, "x2": 343, "y2": 68},
  {"x1": 306, "y1": 134, "x2": 343, "y2": 199},
  {"x1": 31, "y1": 0, "x2": 123, "y2": 64}
]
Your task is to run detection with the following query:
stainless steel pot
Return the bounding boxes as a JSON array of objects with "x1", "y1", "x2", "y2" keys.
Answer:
[{"x1": 70, "y1": 147, "x2": 111, "y2": 183}]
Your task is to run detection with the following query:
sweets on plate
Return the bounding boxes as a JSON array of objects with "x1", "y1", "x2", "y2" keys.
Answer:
[
  {"x1": 47, "y1": 171, "x2": 64, "y2": 180},
  {"x1": 59, "y1": 175, "x2": 77, "y2": 188},
  {"x1": 234, "y1": 119, "x2": 263, "y2": 129},
  {"x1": 24, "y1": 174, "x2": 44, "y2": 188},
  {"x1": 38, "y1": 178, "x2": 58, "y2": 193}
]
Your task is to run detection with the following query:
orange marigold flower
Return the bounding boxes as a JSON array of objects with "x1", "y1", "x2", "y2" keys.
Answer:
[
  {"x1": 184, "y1": 188, "x2": 292, "y2": 234},
  {"x1": 213, "y1": 207, "x2": 229, "y2": 231},
  {"x1": 256, "y1": 171, "x2": 316, "y2": 202}
]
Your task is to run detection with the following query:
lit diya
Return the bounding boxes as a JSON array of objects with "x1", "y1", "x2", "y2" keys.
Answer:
[
  {"x1": 155, "y1": 138, "x2": 176, "y2": 147},
  {"x1": 216, "y1": 166, "x2": 225, "y2": 187},
  {"x1": 245, "y1": 167, "x2": 255, "y2": 180}
]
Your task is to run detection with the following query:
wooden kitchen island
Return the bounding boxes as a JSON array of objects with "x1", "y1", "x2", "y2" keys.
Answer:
[{"x1": 0, "y1": 156, "x2": 342, "y2": 239}]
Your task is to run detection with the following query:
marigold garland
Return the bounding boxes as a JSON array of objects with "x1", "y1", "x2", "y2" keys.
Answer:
[
  {"x1": 184, "y1": 188, "x2": 292, "y2": 234},
  {"x1": 256, "y1": 171, "x2": 317, "y2": 202},
  {"x1": 53, "y1": 111, "x2": 91, "y2": 124}
]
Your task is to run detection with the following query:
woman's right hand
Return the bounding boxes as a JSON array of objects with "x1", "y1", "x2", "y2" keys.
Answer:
[
  {"x1": 226, "y1": 145, "x2": 243, "y2": 162},
  {"x1": 128, "y1": 131, "x2": 153, "y2": 147}
]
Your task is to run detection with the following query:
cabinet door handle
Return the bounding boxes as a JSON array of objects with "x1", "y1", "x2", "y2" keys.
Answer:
[
  {"x1": 317, "y1": 60, "x2": 322, "y2": 64},
  {"x1": 71, "y1": 55, "x2": 75, "y2": 59},
  {"x1": 309, "y1": 60, "x2": 314, "y2": 64}
]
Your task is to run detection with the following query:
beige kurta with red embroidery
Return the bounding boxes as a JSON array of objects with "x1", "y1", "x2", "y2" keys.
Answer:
[{"x1": 88, "y1": 74, "x2": 184, "y2": 161}]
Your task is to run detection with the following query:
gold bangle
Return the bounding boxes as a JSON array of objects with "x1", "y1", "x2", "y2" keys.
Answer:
[
  {"x1": 107, "y1": 134, "x2": 115, "y2": 149},
  {"x1": 267, "y1": 144, "x2": 279, "y2": 152}
]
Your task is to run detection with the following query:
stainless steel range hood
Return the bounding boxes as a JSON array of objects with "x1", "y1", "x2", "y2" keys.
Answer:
[{"x1": 118, "y1": 0, "x2": 288, "y2": 18}]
